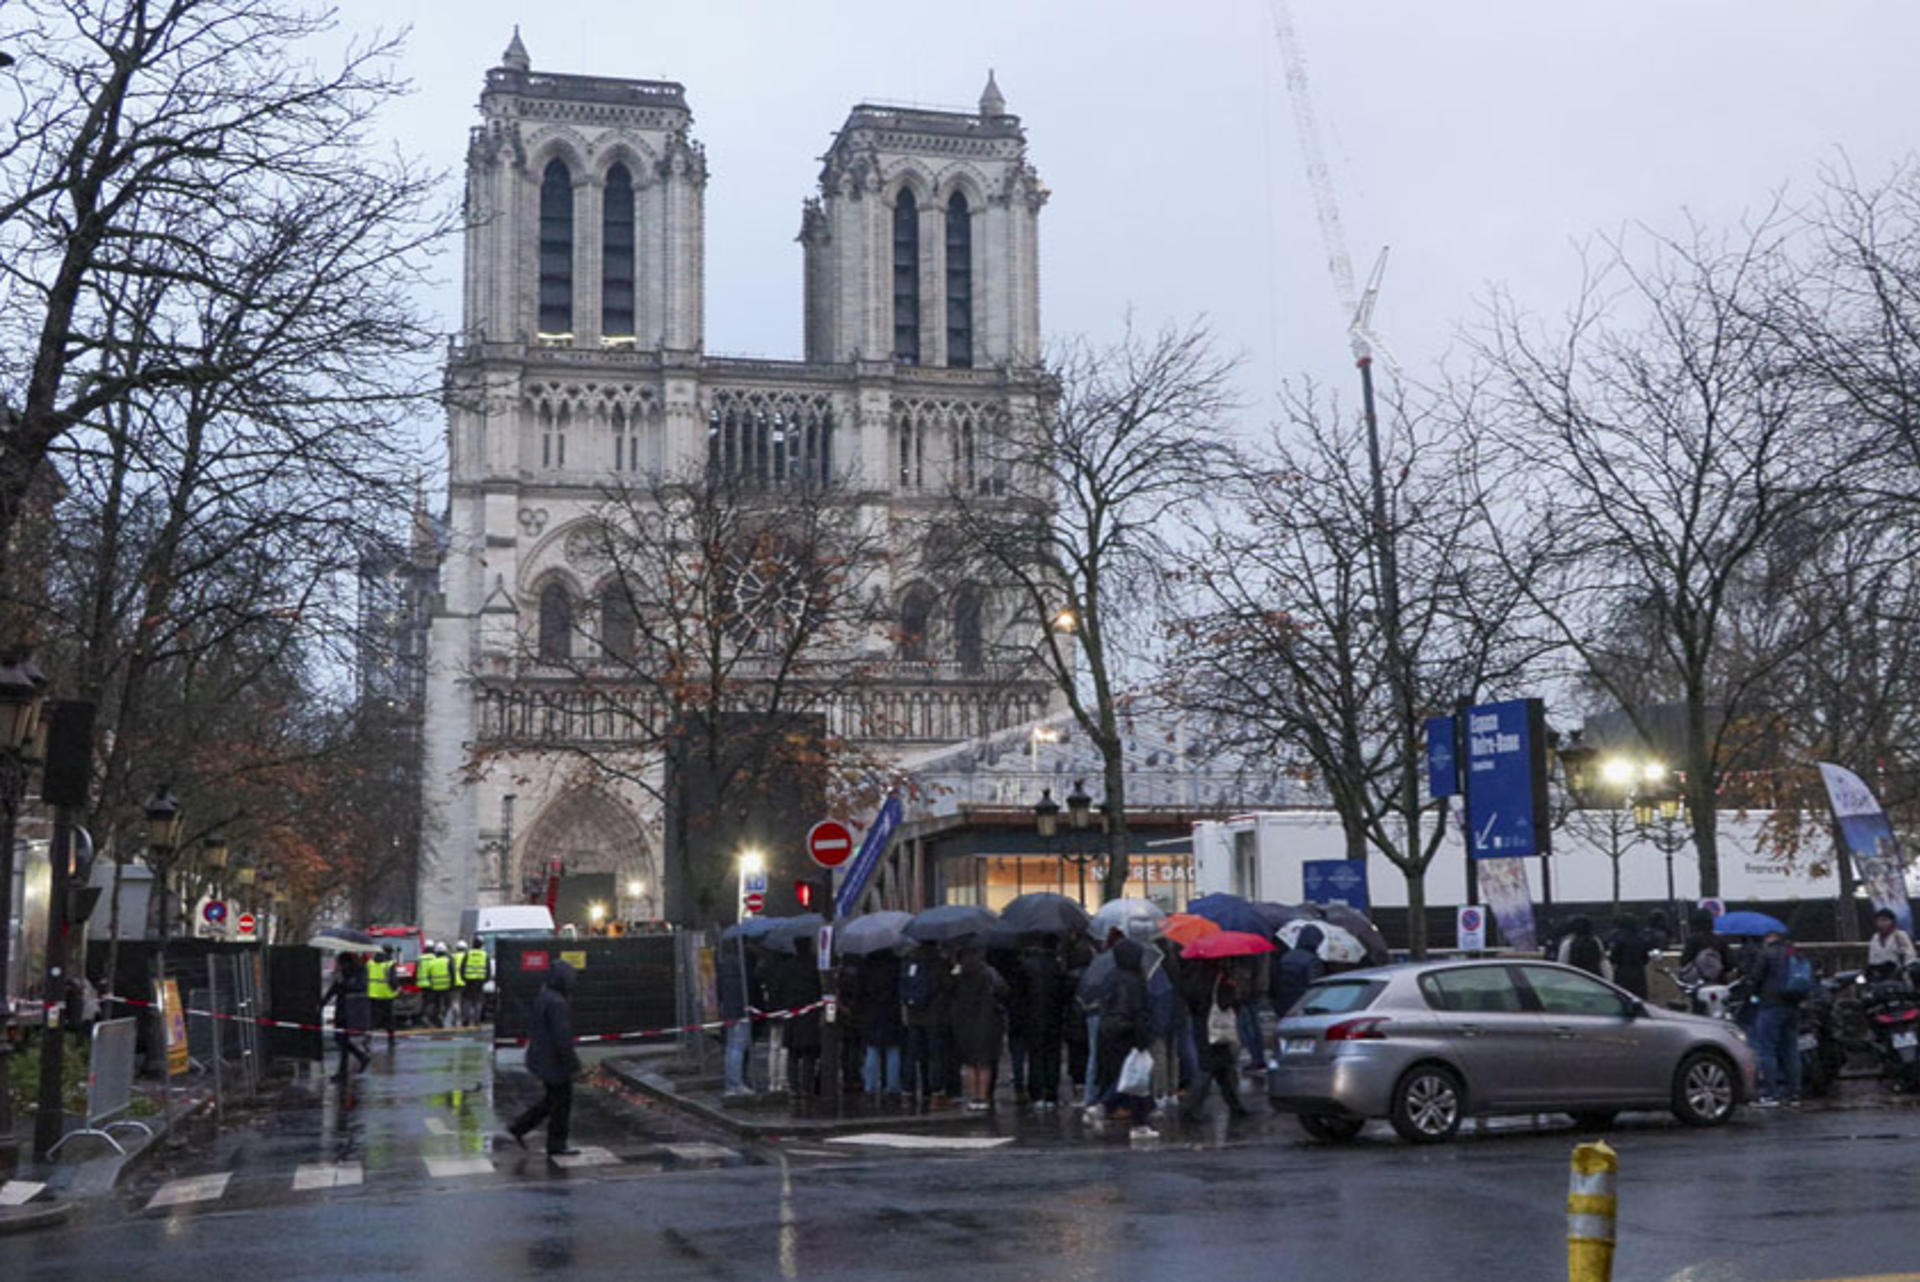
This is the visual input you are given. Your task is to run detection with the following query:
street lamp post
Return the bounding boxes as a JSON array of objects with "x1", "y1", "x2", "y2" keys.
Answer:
[
  {"x1": 0, "y1": 652, "x2": 48, "y2": 1143},
  {"x1": 144, "y1": 788, "x2": 184, "y2": 1134},
  {"x1": 1034, "y1": 779, "x2": 1102, "y2": 908}
]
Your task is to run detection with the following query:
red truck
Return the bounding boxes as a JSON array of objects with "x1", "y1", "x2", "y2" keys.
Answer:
[{"x1": 367, "y1": 925, "x2": 427, "y2": 1025}]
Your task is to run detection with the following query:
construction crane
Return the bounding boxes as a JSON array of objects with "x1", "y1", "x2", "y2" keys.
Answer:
[{"x1": 1268, "y1": 0, "x2": 1395, "y2": 373}]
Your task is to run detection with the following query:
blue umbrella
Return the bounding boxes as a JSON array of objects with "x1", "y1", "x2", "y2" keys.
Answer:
[
  {"x1": 1188, "y1": 892, "x2": 1273, "y2": 938},
  {"x1": 1714, "y1": 910, "x2": 1789, "y2": 937}
]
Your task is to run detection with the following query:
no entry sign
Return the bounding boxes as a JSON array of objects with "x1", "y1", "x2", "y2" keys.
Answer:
[
  {"x1": 806, "y1": 819, "x2": 854, "y2": 869},
  {"x1": 743, "y1": 891, "x2": 765, "y2": 914},
  {"x1": 236, "y1": 912, "x2": 257, "y2": 937}
]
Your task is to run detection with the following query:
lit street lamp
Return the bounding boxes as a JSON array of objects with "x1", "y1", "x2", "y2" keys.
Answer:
[{"x1": 1035, "y1": 778, "x2": 1102, "y2": 908}]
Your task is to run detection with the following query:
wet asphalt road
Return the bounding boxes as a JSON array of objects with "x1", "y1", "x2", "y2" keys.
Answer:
[{"x1": 5, "y1": 1035, "x2": 1919, "y2": 1282}]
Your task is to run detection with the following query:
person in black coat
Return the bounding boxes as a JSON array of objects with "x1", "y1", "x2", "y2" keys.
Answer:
[
  {"x1": 1609, "y1": 916, "x2": 1652, "y2": 998},
  {"x1": 1018, "y1": 940, "x2": 1068, "y2": 1107},
  {"x1": 1062, "y1": 935, "x2": 1094, "y2": 1101},
  {"x1": 1180, "y1": 956, "x2": 1249, "y2": 1121},
  {"x1": 774, "y1": 941, "x2": 824, "y2": 1097},
  {"x1": 852, "y1": 951, "x2": 906, "y2": 1100},
  {"x1": 948, "y1": 947, "x2": 1006, "y2": 1110},
  {"x1": 322, "y1": 954, "x2": 372, "y2": 1083},
  {"x1": 1271, "y1": 927, "x2": 1325, "y2": 1020},
  {"x1": 1096, "y1": 939, "x2": 1154, "y2": 1125},
  {"x1": 505, "y1": 960, "x2": 581, "y2": 1155}
]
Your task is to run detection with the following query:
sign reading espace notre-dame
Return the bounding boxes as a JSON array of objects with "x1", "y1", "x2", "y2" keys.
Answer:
[{"x1": 1463, "y1": 698, "x2": 1551, "y2": 861}]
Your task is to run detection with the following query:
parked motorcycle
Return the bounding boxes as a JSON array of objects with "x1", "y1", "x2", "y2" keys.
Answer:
[
  {"x1": 1795, "y1": 974, "x2": 1847, "y2": 1098},
  {"x1": 1840, "y1": 963, "x2": 1920, "y2": 1093}
]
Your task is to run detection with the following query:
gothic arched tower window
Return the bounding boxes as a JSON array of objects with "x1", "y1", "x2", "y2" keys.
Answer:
[
  {"x1": 537, "y1": 581, "x2": 573, "y2": 662},
  {"x1": 599, "y1": 583, "x2": 636, "y2": 662},
  {"x1": 953, "y1": 584, "x2": 984, "y2": 673},
  {"x1": 892, "y1": 189, "x2": 919, "y2": 364},
  {"x1": 602, "y1": 164, "x2": 636, "y2": 339},
  {"x1": 538, "y1": 159, "x2": 575, "y2": 335},
  {"x1": 899, "y1": 584, "x2": 933, "y2": 661},
  {"x1": 946, "y1": 192, "x2": 972, "y2": 368}
]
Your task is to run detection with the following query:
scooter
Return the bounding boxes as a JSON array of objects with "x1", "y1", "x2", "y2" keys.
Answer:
[
  {"x1": 1843, "y1": 964, "x2": 1920, "y2": 1093},
  {"x1": 1795, "y1": 975, "x2": 1847, "y2": 1098}
]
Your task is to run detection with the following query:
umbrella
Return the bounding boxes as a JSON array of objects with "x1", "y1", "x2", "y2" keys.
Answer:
[
  {"x1": 1257, "y1": 901, "x2": 1321, "y2": 931},
  {"x1": 720, "y1": 916, "x2": 781, "y2": 943},
  {"x1": 1161, "y1": 913, "x2": 1223, "y2": 947},
  {"x1": 1000, "y1": 892, "x2": 1091, "y2": 936},
  {"x1": 1715, "y1": 910, "x2": 1789, "y2": 938},
  {"x1": 836, "y1": 911, "x2": 914, "y2": 956},
  {"x1": 1278, "y1": 918, "x2": 1368, "y2": 964},
  {"x1": 1187, "y1": 892, "x2": 1273, "y2": 937},
  {"x1": 904, "y1": 903, "x2": 999, "y2": 945},
  {"x1": 1088, "y1": 898, "x2": 1167, "y2": 941},
  {"x1": 763, "y1": 913, "x2": 826, "y2": 954},
  {"x1": 1319, "y1": 904, "x2": 1393, "y2": 965},
  {"x1": 309, "y1": 927, "x2": 381, "y2": 955},
  {"x1": 1179, "y1": 929, "x2": 1278, "y2": 961},
  {"x1": 1076, "y1": 940, "x2": 1163, "y2": 1005}
]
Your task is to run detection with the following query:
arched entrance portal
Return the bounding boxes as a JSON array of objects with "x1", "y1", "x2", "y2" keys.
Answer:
[{"x1": 517, "y1": 789, "x2": 659, "y2": 923}]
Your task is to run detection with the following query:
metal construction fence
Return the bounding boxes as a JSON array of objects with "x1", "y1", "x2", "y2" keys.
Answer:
[{"x1": 47, "y1": 1017, "x2": 151, "y2": 1157}]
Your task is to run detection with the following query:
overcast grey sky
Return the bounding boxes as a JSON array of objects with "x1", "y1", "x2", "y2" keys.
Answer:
[{"x1": 334, "y1": 0, "x2": 1920, "y2": 421}]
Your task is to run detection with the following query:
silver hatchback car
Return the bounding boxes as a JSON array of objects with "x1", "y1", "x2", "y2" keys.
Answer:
[{"x1": 1268, "y1": 959, "x2": 1757, "y2": 1143}]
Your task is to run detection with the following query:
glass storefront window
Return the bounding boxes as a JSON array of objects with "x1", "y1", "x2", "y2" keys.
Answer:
[{"x1": 957, "y1": 854, "x2": 1194, "y2": 913}]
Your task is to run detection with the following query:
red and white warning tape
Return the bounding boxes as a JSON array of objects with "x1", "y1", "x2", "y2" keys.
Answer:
[{"x1": 96, "y1": 991, "x2": 827, "y2": 1047}]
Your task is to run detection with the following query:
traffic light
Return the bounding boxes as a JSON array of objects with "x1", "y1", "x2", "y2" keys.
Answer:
[{"x1": 794, "y1": 877, "x2": 829, "y2": 912}]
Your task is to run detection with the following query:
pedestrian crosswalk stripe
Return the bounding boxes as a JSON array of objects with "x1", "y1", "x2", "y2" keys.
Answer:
[
  {"x1": 423, "y1": 1118, "x2": 452, "y2": 1135},
  {"x1": 423, "y1": 1155, "x2": 495, "y2": 1179},
  {"x1": 662, "y1": 1143, "x2": 738, "y2": 1163},
  {"x1": 292, "y1": 1162, "x2": 364, "y2": 1191},
  {"x1": 549, "y1": 1146, "x2": 618, "y2": 1169},
  {"x1": 0, "y1": 1180, "x2": 46, "y2": 1206},
  {"x1": 826, "y1": 1133, "x2": 1014, "y2": 1151},
  {"x1": 147, "y1": 1173, "x2": 232, "y2": 1209}
]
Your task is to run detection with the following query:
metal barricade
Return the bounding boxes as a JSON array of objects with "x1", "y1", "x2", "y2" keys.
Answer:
[{"x1": 47, "y1": 1017, "x2": 152, "y2": 1157}]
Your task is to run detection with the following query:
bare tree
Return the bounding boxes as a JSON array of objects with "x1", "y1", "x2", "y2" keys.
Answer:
[
  {"x1": 938, "y1": 321, "x2": 1238, "y2": 900},
  {"x1": 1462, "y1": 217, "x2": 1862, "y2": 897},
  {"x1": 1172, "y1": 383, "x2": 1528, "y2": 954},
  {"x1": 0, "y1": 0, "x2": 439, "y2": 580},
  {"x1": 469, "y1": 466, "x2": 895, "y2": 921}
]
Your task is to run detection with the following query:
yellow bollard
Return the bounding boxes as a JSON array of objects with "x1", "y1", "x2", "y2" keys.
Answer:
[{"x1": 1567, "y1": 1140, "x2": 1618, "y2": 1282}]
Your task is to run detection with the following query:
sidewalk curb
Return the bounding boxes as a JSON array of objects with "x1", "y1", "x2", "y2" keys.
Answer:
[
  {"x1": 0, "y1": 1198, "x2": 76, "y2": 1236},
  {"x1": 602, "y1": 1057, "x2": 988, "y2": 1140}
]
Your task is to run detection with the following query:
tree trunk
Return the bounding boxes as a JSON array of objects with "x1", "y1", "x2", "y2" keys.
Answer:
[
  {"x1": 1099, "y1": 740, "x2": 1129, "y2": 902},
  {"x1": 1404, "y1": 866, "x2": 1427, "y2": 958}
]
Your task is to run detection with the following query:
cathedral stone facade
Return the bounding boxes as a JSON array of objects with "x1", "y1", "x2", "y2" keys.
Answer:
[{"x1": 417, "y1": 35, "x2": 1056, "y2": 936}]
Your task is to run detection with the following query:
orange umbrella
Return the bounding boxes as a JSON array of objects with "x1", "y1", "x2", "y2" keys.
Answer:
[{"x1": 1162, "y1": 913, "x2": 1223, "y2": 947}]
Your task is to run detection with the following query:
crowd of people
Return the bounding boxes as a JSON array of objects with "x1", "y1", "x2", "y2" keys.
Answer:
[{"x1": 720, "y1": 923, "x2": 1341, "y2": 1131}]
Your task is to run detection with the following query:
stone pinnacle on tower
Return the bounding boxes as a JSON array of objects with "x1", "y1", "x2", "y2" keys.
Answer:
[
  {"x1": 502, "y1": 26, "x2": 531, "y2": 72},
  {"x1": 979, "y1": 69, "x2": 1006, "y2": 117}
]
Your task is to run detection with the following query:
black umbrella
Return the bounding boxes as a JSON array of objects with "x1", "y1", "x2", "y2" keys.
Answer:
[
  {"x1": 1256, "y1": 902, "x2": 1321, "y2": 932},
  {"x1": 762, "y1": 914, "x2": 826, "y2": 954},
  {"x1": 1000, "y1": 892, "x2": 1091, "y2": 936},
  {"x1": 720, "y1": 916, "x2": 781, "y2": 944},
  {"x1": 1319, "y1": 904, "x2": 1392, "y2": 965},
  {"x1": 903, "y1": 904, "x2": 999, "y2": 945}
]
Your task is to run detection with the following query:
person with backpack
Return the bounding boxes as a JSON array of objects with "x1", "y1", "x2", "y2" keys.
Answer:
[
  {"x1": 1749, "y1": 928, "x2": 1812, "y2": 1106},
  {"x1": 1556, "y1": 916, "x2": 1611, "y2": 980},
  {"x1": 900, "y1": 943, "x2": 943, "y2": 1109}
]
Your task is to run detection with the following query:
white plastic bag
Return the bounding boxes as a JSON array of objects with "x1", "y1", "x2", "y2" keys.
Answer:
[{"x1": 1116, "y1": 1047, "x2": 1154, "y2": 1096}]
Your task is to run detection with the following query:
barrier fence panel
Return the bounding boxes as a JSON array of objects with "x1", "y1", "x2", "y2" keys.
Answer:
[
  {"x1": 47, "y1": 1017, "x2": 151, "y2": 1157},
  {"x1": 494, "y1": 935, "x2": 679, "y2": 1046}
]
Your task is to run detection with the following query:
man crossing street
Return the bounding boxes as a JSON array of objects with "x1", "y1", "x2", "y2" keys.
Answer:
[{"x1": 503, "y1": 960, "x2": 581, "y2": 1157}]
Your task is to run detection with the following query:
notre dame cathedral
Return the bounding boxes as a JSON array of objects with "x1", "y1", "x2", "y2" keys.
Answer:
[{"x1": 417, "y1": 32, "x2": 1057, "y2": 936}]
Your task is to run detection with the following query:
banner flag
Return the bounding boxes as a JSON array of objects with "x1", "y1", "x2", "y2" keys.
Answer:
[
  {"x1": 1477, "y1": 854, "x2": 1537, "y2": 952},
  {"x1": 1818, "y1": 762, "x2": 1914, "y2": 934}
]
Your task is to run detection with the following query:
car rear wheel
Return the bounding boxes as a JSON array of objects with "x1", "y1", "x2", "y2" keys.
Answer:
[
  {"x1": 1299, "y1": 1114, "x2": 1365, "y2": 1142},
  {"x1": 1671, "y1": 1050, "x2": 1737, "y2": 1126},
  {"x1": 1568, "y1": 1110, "x2": 1618, "y2": 1131},
  {"x1": 1389, "y1": 1065, "x2": 1463, "y2": 1144}
]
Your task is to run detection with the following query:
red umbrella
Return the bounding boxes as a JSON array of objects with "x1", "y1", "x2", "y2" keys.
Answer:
[{"x1": 1179, "y1": 930, "x2": 1277, "y2": 960}]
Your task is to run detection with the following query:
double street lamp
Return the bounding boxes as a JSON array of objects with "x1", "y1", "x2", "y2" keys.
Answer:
[
  {"x1": 1556, "y1": 732, "x2": 1689, "y2": 921},
  {"x1": 1034, "y1": 778, "x2": 1101, "y2": 907}
]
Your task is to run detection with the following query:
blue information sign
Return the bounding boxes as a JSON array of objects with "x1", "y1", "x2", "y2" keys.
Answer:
[
  {"x1": 1303, "y1": 860, "x2": 1369, "y2": 910},
  {"x1": 1463, "y1": 698, "x2": 1549, "y2": 859},
  {"x1": 1425, "y1": 715, "x2": 1458, "y2": 799},
  {"x1": 833, "y1": 794, "x2": 904, "y2": 918}
]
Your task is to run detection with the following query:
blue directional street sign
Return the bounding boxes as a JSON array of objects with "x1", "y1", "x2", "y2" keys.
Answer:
[
  {"x1": 1463, "y1": 697, "x2": 1550, "y2": 860},
  {"x1": 1303, "y1": 859, "x2": 1369, "y2": 910},
  {"x1": 743, "y1": 867, "x2": 768, "y2": 895},
  {"x1": 1425, "y1": 715, "x2": 1458, "y2": 799}
]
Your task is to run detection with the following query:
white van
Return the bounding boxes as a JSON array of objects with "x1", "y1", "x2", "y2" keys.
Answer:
[{"x1": 471, "y1": 904, "x2": 557, "y2": 963}]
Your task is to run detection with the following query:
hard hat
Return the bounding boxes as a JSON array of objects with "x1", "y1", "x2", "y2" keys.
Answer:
[
  {"x1": 436, "y1": 942, "x2": 448, "y2": 954},
  {"x1": 455, "y1": 939, "x2": 468, "y2": 950}
]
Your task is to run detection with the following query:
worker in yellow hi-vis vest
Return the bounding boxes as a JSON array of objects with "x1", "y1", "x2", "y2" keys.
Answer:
[
  {"x1": 367, "y1": 948, "x2": 398, "y2": 1049},
  {"x1": 459, "y1": 939, "x2": 490, "y2": 1025},
  {"x1": 420, "y1": 942, "x2": 454, "y2": 1027}
]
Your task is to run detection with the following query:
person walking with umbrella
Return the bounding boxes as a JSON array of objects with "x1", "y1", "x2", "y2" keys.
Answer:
[
  {"x1": 1092, "y1": 939, "x2": 1155, "y2": 1132},
  {"x1": 322, "y1": 954, "x2": 373, "y2": 1083},
  {"x1": 1180, "y1": 955, "x2": 1250, "y2": 1121},
  {"x1": 503, "y1": 959, "x2": 582, "y2": 1156},
  {"x1": 1271, "y1": 924, "x2": 1325, "y2": 1020},
  {"x1": 1018, "y1": 936, "x2": 1069, "y2": 1107}
]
